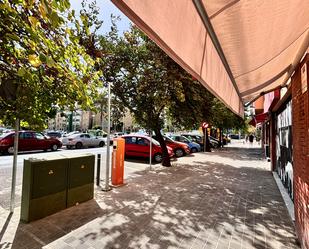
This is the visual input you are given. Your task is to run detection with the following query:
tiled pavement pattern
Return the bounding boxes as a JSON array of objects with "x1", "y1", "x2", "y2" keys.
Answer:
[{"x1": 0, "y1": 144, "x2": 299, "y2": 249}]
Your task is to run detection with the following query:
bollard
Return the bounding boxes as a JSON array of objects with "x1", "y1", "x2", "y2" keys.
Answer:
[{"x1": 96, "y1": 154, "x2": 101, "y2": 186}]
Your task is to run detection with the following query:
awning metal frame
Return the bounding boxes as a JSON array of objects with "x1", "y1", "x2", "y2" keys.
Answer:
[{"x1": 192, "y1": 0, "x2": 244, "y2": 105}]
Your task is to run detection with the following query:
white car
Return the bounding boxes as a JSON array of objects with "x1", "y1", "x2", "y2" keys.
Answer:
[{"x1": 62, "y1": 133, "x2": 106, "y2": 149}]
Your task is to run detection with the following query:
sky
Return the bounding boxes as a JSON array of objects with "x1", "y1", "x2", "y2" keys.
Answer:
[{"x1": 70, "y1": 0, "x2": 131, "y2": 35}]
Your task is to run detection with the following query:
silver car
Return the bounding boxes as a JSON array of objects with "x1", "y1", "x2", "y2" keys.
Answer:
[{"x1": 62, "y1": 133, "x2": 106, "y2": 149}]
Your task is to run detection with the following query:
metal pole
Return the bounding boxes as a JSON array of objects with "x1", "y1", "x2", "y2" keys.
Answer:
[
  {"x1": 149, "y1": 130, "x2": 152, "y2": 170},
  {"x1": 203, "y1": 128, "x2": 206, "y2": 152},
  {"x1": 73, "y1": 111, "x2": 76, "y2": 131},
  {"x1": 122, "y1": 114, "x2": 125, "y2": 134},
  {"x1": 10, "y1": 118, "x2": 19, "y2": 213},
  {"x1": 104, "y1": 82, "x2": 111, "y2": 191}
]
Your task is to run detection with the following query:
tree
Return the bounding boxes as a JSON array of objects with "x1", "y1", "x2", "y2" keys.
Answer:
[
  {"x1": 0, "y1": 0, "x2": 103, "y2": 213},
  {"x1": 167, "y1": 79, "x2": 213, "y2": 130},
  {"x1": 109, "y1": 26, "x2": 193, "y2": 166},
  {"x1": 0, "y1": 0, "x2": 101, "y2": 129},
  {"x1": 208, "y1": 98, "x2": 245, "y2": 146},
  {"x1": 168, "y1": 78, "x2": 246, "y2": 148}
]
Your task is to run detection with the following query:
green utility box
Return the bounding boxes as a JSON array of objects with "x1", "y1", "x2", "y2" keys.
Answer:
[
  {"x1": 21, "y1": 156, "x2": 68, "y2": 223},
  {"x1": 20, "y1": 154, "x2": 95, "y2": 223},
  {"x1": 67, "y1": 154, "x2": 95, "y2": 207}
]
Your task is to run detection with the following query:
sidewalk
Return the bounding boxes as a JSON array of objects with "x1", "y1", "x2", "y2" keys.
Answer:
[{"x1": 0, "y1": 142, "x2": 299, "y2": 249}]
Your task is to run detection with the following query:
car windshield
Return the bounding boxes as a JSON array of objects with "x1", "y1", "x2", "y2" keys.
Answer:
[
  {"x1": 164, "y1": 136, "x2": 174, "y2": 142},
  {"x1": 69, "y1": 134, "x2": 81, "y2": 138},
  {"x1": 0, "y1": 133, "x2": 10, "y2": 138},
  {"x1": 180, "y1": 136, "x2": 190, "y2": 143},
  {"x1": 182, "y1": 135, "x2": 192, "y2": 141},
  {"x1": 151, "y1": 138, "x2": 160, "y2": 146},
  {"x1": 65, "y1": 131, "x2": 79, "y2": 137}
]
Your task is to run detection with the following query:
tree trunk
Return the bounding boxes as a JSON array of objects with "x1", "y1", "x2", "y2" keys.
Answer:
[{"x1": 154, "y1": 128, "x2": 171, "y2": 167}]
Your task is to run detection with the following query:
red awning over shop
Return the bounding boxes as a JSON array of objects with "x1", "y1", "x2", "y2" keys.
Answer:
[
  {"x1": 249, "y1": 113, "x2": 269, "y2": 127},
  {"x1": 111, "y1": 0, "x2": 309, "y2": 117}
]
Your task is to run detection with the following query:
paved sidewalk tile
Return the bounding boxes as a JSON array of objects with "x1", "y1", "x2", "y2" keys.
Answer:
[{"x1": 0, "y1": 142, "x2": 300, "y2": 249}]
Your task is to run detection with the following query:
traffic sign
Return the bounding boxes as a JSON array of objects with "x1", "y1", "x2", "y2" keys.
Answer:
[{"x1": 202, "y1": 122, "x2": 208, "y2": 129}]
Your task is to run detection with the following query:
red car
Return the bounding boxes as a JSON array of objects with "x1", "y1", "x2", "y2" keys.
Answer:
[
  {"x1": 153, "y1": 135, "x2": 190, "y2": 157},
  {"x1": 122, "y1": 135, "x2": 174, "y2": 163},
  {"x1": 0, "y1": 131, "x2": 62, "y2": 154}
]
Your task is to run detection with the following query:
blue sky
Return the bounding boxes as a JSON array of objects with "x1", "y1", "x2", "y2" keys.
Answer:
[{"x1": 70, "y1": 0, "x2": 131, "y2": 35}]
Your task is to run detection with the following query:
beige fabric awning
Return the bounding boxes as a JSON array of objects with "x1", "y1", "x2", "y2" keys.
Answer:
[{"x1": 111, "y1": 0, "x2": 309, "y2": 116}]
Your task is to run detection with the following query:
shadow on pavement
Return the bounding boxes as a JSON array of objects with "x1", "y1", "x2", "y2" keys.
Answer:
[
  {"x1": 213, "y1": 146, "x2": 265, "y2": 161},
  {"x1": 3, "y1": 146, "x2": 299, "y2": 249}
]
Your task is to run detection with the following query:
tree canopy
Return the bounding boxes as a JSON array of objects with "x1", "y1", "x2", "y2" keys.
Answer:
[{"x1": 0, "y1": 0, "x2": 101, "y2": 129}]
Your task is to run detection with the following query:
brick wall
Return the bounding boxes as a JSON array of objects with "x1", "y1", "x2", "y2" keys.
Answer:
[{"x1": 292, "y1": 53, "x2": 309, "y2": 249}]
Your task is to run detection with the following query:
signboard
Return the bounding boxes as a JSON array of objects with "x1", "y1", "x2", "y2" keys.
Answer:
[
  {"x1": 202, "y1": 122, "x2": 208, "y2": 129},
  {"x1": 301, "y1": 63, "x2": 307, "y2": 94}
]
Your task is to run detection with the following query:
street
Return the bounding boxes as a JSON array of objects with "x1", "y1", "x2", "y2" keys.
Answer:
[{"x1": 0, "y1": 146, "x2": 154, "y2": 210}]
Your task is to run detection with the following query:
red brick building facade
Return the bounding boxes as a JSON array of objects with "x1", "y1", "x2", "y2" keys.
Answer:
[
  {"x1": 291, "y1": 54, "x2": 309, "y2": 249},
  {"x1": 257, "y1": 52, "x2": 308, "y2": 248}
]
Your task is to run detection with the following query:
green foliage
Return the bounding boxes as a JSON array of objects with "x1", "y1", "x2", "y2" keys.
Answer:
[
  {"x1": 209, "y1": 98, "x2": 246, "y2": 130},
  {"x1": 167, "y1": 79, "x2": 213, "y2": 130},
  {"x1": 0, "y1": 0, "x2": 101, "y2": 129},
  {"x1": 111, "y1": 26, "x2": 186, "y2": 132}
]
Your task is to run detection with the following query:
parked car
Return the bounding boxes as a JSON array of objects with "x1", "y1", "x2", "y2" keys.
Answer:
[
  {"x1": 45, "y1": 131, "x2": 62, "y2": 139},
  {"x1": 182, "y1": 133, "x2": 220, "y2": 149},
  {"x1": 122, "y1": 134, "x2": 174, "y2": 163},
  {"x1": 229, "y1": 134, "x2": 240, "y2": 139},
  {"x1": 0, "y1": 131, "x2": 62, "y2": 154},
  {"x1": 209, "y1": 136, "x2": 220, "y2": 148},
  {"x1": 88, "y1": 129, "x2": 107, "y2": 138},
  {"x1": 181, "y1": 133, "x2": 203, "y2": 146},
  {"x1": 62, "y1": 131, "x2": 80, "y2": 137},
  {"x1": 62, "y1": 133, "x2": 106, "y2": 149},
  {"x1": 153, "y1": 135, "x2": 190, "y2": 157},
  {"x1": 167, "y1": 134, "x2": 201, "y2": 153}
]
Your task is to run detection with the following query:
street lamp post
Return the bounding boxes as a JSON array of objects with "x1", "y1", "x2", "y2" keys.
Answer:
[
  {"x1": 10, "y1": 118, "x2": 19, "y2": 213},
  {"x1": 91, "y1": 114, "x2": 95, "y2": 129},
  {"x1": 149, "y1": 130, "x2": 152, "y2": 170},
  {"x1": 104, "y1": 82, "x2": 111, "y2": 191}
]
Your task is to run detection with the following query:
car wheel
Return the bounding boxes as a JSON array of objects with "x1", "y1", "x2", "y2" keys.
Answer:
[
  {"x1": 75, "y1": 142, "x2": 83, "y2": 149},
  {"x1": 7, "y1": 146, "x2": 14, "y2": 154},
  {"x1": 99, "y1": 141, "x2": 105, "y2": 147},
  {"x1": 51, "y1": 144, "x2": 58, "y2": 151},
  {"x1": 66, "y1": 145, "x2": 72, "y2": 149},
  {"x1": 175, "y1": 148, "x2": 184, "y2": 157},
  {"x1": 191, "y1": 147, "x2": 198, "y2": 153},
  {"x1": 154, "y1": 153, "x2": 163, "y2": 163}
]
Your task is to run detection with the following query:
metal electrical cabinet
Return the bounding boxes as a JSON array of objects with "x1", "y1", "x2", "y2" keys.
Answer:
[
  {"x1": 21, "y1": 154, "x2": 95, "y2": 223},
  {"x1": 67, "y1": 154, "x2": 95, "y2": 207},
  {"x1": 21, "y1": 156, "x2": 68, "y2": 223}
]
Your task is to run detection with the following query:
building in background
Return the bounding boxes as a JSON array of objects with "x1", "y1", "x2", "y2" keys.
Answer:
[{"x1": 47, "y1": 109, "x2": 134, "y2": 133}]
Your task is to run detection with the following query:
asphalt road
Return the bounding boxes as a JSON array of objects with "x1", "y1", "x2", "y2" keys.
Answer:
[{"x1": 0, "y1": 146, "x2": 154, "y2": 210}]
